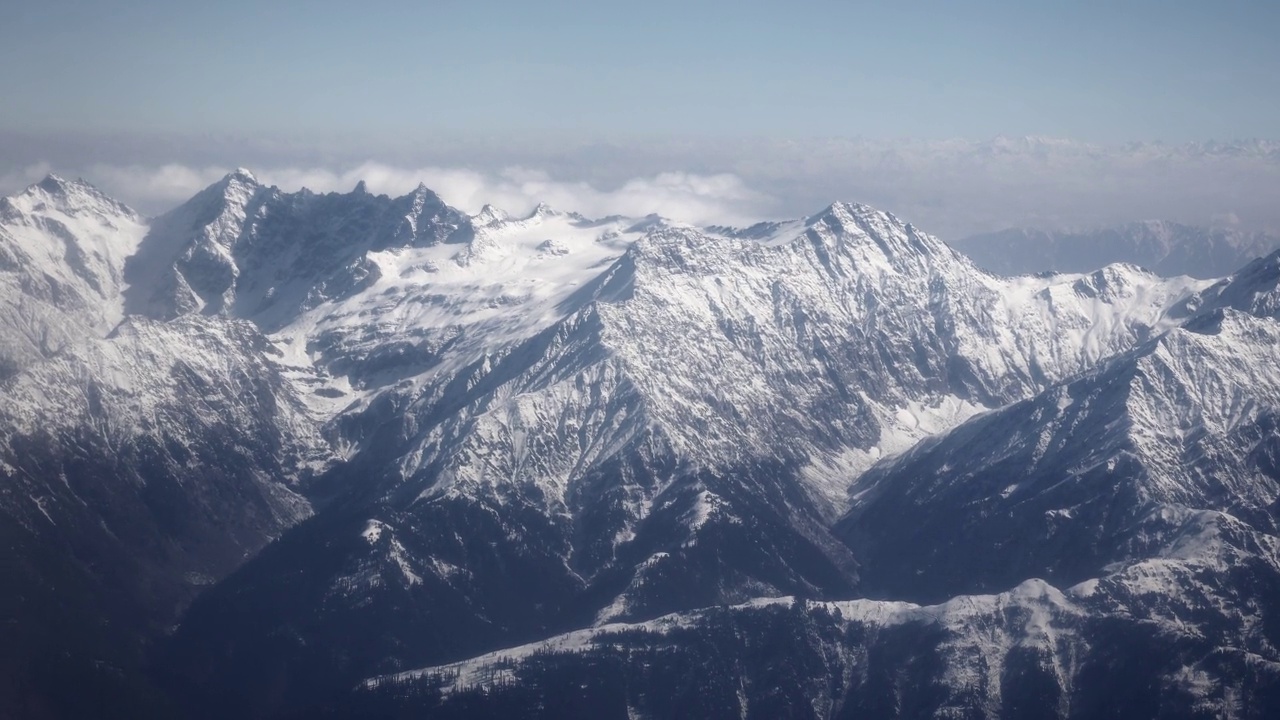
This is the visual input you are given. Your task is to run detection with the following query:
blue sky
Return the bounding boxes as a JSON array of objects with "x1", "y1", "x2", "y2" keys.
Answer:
[
  {"x1": 5, "y1": 0, "x2": 1279, "y2": 142},
  {"x1": 4, "y1": 1, "x2": 1279, "y2": 234}
]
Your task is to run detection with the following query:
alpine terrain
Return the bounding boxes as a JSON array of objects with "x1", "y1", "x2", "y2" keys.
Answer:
[{"x1": 1, "y1": 171, "x2": 1277, "y2": 719}]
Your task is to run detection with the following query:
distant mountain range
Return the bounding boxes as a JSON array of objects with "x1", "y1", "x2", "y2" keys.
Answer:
[
  {"x1": 2, "y1": 172, "x2": 1278, "y2": 719},
  {"x1": 954, "y1": 221, "x2": 1280, "y2": 279}
]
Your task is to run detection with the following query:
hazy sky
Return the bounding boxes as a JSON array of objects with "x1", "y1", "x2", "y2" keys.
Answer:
[
  {"x1": 3, "y1": 1, "x2": 1279, "y2": 236},
  {"x1": 6, "y1": 0, "x2": 1279, "y2": 142}
]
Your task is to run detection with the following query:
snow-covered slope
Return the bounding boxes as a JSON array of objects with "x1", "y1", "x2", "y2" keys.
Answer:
[
  {"x1": 0, "y1": 312, "x2": 333, "y2": 716},
  {"x1": 0, "y1": 175, "x2": 147, "y2": 377},
  {"x1": 275, "y1": 201, "x2": 657, "y2": 410},
  {"x1": 343, "y1": 258, "x2": 1280, "y2": 720},
  {"x1": 0, "y1": 312, "x2": 328, "y2": 563},
  {"x1": 955, "y1": 221, "x2": 1280, "y2": 280},
  {"x1": 837, "y1": 306, "x2": 1280, "y2": 602},
  {"x1": 0, "y1": 314, "x2": 330, "y2": 489},
  {"x1": 340, "y1": 202, "x2": 1208, "y2": 542},
  {"x1": 1195, "y1": 248, "x2": 1280, "y2": 321},
  {"x1": 318, "y1": 201, "x2": 1208, "y2": 516},
  {"x1": 357, "y1": 518, "x2": 1280, "y2": 719}
]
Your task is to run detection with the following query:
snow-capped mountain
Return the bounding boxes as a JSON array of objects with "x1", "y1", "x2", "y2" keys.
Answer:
[
  {"x1": 0, "y1": 313, "x2": 330, "y2": 718},
  {"x1": 353, "y1": 551, "x2": 1280, "y2": 719},
  {"x1": 837, "y1": 304, "x2": 1280, "y2": 600},
  {"x1": 2, "y1": 171, "x2": 1277, "y2": 719},
  {"x1": 123, "y1": 170, "x2": 474, "y2": 329},
  {"x1": 339, "y1": 250, "x2": 1280, "y2": 720},
  {"x1": 157, "y1": 187, "x2": 1212, "y2": 717},
  {"x1": 954, "y1": 221, "x2": 1280, "y2": 279},
  {"x1": 0, "y1": 175, "x2": 147, "y2": 378},
  {"x1": 1196, "y1": 249, "x2": 1280, "y2": 320}
]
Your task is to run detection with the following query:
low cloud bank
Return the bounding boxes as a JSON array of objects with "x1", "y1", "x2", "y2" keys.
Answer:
[
  {"x1": 3, "y1": 136, "x2": 1280, "y2": 237},
  {"x1": 3, "y1": 161, "x2": 773, "y2": 228}
]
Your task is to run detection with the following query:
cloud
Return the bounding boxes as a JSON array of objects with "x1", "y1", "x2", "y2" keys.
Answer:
[
  {"x1": 4, "y1": 135, "x2": 1280, "y2": 237},
  {"x1": 0, "y1": 162, "x2": 55, "y2": 194},
  {"x1": 29, "y1": 161, "x2": 774, "y2": 228},
  {"x1": 259, "y1": 163, "x2": 774, "y2": 227},
  {"x1": 85, "y1": 163, "x2": 232, "y2": 205},
  {"x1": 690, "y1": 137, "x2": 1280, "y2": 237},
  {"x1": 1210, "y1": 211, "x2": 1241, "y2": 227}
]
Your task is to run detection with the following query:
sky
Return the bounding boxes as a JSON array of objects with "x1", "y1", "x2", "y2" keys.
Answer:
[{"x1": 2, "y1": 1, "x2": 1279, "y2": 235}]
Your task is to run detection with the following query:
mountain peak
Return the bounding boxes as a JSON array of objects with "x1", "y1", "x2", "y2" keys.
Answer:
[
  {"x1": 196, "y1": 168, "x2": 261, "y2": 203},
  {"x1": 809, "y1": 200, "x2": 900, "y2": 229},
  {"x1": 36, "y1": 173, "x2": 72, "y2": 194},
  {"x1": 1194, "y1": 247, "x2": 1280, "y2": 321},
  {"x1": 529, "y1": 202, "x2": 560, "y2": 219},
  {"x1": 406, "y1": 182, "x2": 445, "y2": 205},
  {"x1": 227, "y1": 167, "x2": 258, "y2": 184},
  {"x1": 472, "y1": 204, "x2": 509, "y2": 226},
  {"x1": 194, "y1": 168, "x2": 261, "y2": 207},
  {"x1": 801, "y1": 200, "x2": 954, "y2": 270},
  {"x1": 9, "y1": 174, "x2": 138, "y2": 220},
  {"x1": 32, "y1": 173, "x2": 107, "y2": 199}
]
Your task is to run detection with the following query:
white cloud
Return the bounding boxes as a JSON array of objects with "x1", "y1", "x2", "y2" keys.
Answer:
[
  {"x1": 26, "y1": 161, "x2": 774, "y2": 228},
  {"x1": 259, "y1": 163, "x2": 773, "y2": 227},
  {"x1": 0, "y1": 162, "x2": 55, "y2": 194},
  {"x1": 1210, "y1": 211, "x2": 1242, "y2": 227},
  {"x1": 5, "y1": 136, "x2": 1280, "y2": 237},
  {"x1": 85, "y1": 163, "x2": 232, "y2": 205}
]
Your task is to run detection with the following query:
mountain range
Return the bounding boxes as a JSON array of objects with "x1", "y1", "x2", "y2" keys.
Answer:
[
  {"x1": 954, "y1": 221, "x2": 1280, "y2": 279},
  {"x1": 1, "y1": 171, "x2": 1277, "y2": 719}
]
